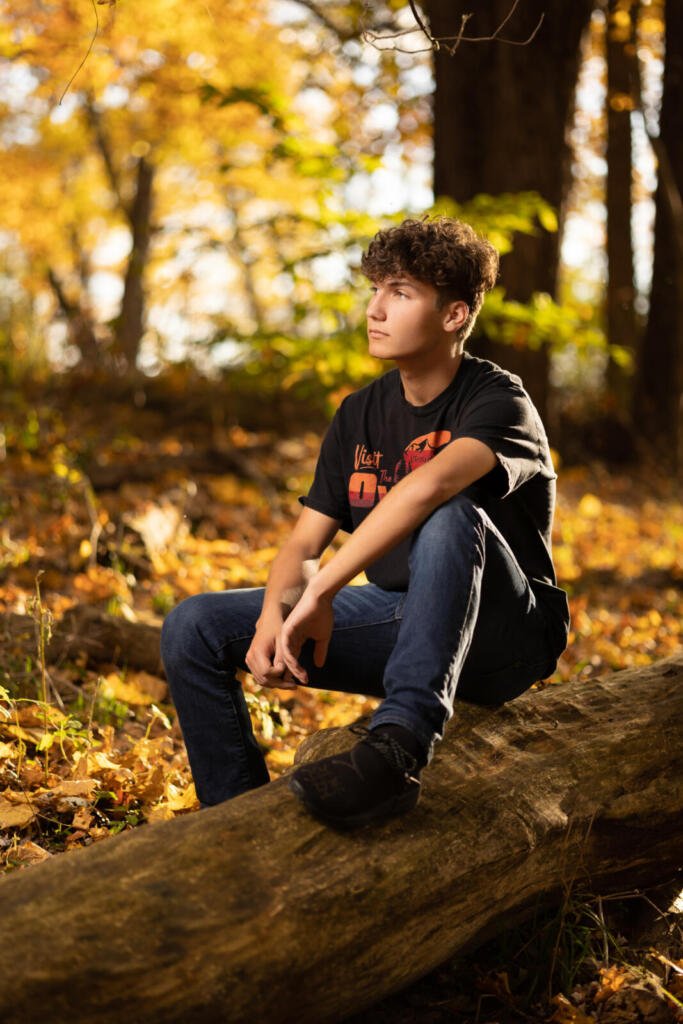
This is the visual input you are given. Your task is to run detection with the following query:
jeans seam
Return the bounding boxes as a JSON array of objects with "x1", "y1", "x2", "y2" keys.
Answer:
[
  {"x1": 446, "y1": 522, "x2": 484, "y2": 699},
  {"x1": 225, "y1": 687, "x2": 259, "y2": 788},
  {"x1": 329, "y1": 615, "x2": 398, "y2": 632}
]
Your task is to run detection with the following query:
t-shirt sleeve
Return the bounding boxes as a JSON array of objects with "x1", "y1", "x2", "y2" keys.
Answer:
[
  {"x1": 299, "y1": 410, "x2": 352, "y2": 531},
  {"x1": 452, "y1": 380, "x2": 550, "y2": 497}
]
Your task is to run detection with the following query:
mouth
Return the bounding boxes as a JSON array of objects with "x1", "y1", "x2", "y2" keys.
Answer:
[{"x1": 368, "y1": 328, "x2": 388, "y2": 337}]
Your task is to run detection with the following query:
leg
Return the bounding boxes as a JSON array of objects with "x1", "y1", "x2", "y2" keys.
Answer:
[
  {"x1": 371, "y1": 494, "x2": 556, "y2": 757},
  {"x1": 161, "y1": 584, "x2": 403, "y2": 806},
  {"x1": 291, "y1": 494, "x2": 555, "y2": 828},
  {"x1": 160, "y1": 588, "x2": 271, "y2": 807}
]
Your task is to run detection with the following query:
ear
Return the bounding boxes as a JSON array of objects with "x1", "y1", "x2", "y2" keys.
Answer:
[{"x1": 443, "y1": 300, "x2": 469, "y2": 333}]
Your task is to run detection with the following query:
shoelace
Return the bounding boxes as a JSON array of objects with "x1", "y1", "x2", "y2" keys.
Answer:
[{"x1": 349, "y1": 724, "x2": 420, "y2": 782}]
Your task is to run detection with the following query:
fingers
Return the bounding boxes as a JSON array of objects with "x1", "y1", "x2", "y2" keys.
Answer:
[
  {"x1": 263, "y1": 642, "x2": 297, "y2": 690},
  {"x1": 273, "y1": 637, "x2": 286, "y2": 675},
  {"x1": 245, "y1": 639, "x2": 281, "y2": 687},
  {"x1": 260, "y1": 673, "x2": 297, "y2": 690},
  {"x1": 257, "y1": 638, "x2": 295, "y2": 689},
  {"x1": 246, "y1": 632, "x2": 305, "y2": 690},
  {"x1": 280, "y1": 626, "x2": 308, "y2": 686}
]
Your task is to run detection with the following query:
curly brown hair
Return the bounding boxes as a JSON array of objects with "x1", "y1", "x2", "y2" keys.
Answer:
[{"x1": 360, "y1": 217, "x2": 499, "y2": 342}]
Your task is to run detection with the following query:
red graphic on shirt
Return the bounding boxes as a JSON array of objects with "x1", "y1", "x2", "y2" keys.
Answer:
[
  {"x1": 348, "y1": 430, "x2": 452, "y2": 509},
  {"x1": 395, "y1": 430, "x2": 452, "y2": 479}
]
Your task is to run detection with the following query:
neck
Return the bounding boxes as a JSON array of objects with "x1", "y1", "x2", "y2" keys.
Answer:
[{"x1": 398, "y1": 349, "x2": 464, "y2": 407}]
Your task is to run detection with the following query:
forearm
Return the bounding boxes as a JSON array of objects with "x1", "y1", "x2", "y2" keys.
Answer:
[
  {"x1": 309, "y1": 472, "x2": 442, "y2": 599},
  {"x1": 308, "y1": 436, "x2": 496, "y2": 601},
  {"x1": 259, "y1": 546, "x2": 318, "y2": 623},
  {"x1": 278, "y1": 473, "x2": 444, "y2": 685}
]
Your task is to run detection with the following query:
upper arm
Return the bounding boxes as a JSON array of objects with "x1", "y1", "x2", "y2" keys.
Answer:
[
  {"x1": 286, "y1": 506, "x2": 341, "y2": 560},
  {"x1": 449, "y1": 382, "x2": 545, "y2": 496}
]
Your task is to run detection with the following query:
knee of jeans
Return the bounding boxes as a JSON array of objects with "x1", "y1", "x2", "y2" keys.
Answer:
[
  {"x1": 160, "y1": 595, "x2": 204, "y2": 668},
  {"x1": 414, "y1": 494, "x2": 485, "y2": 551}
]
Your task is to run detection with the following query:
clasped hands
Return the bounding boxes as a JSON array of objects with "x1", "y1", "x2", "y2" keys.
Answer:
[{"x1": 244, "y1": 585, "x2": 334, "y2": 689}]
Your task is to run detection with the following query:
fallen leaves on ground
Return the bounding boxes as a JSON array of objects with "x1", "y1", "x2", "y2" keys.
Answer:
[{"x1": 0, "y1": 396, "x2": 681, "y2": 1020}]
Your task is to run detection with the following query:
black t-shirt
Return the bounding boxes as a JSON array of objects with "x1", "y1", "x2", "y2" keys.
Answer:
[{"x1": 300, "y1": 353, "x2": 570, "y2": 656}]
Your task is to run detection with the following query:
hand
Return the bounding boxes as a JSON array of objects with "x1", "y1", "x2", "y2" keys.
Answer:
[
  {"x1": 280, "y1": 586, "x2": 334, "y2": 685},
  {"x1": 245, "y1": 618, "x2": 297, "y2": 689}
]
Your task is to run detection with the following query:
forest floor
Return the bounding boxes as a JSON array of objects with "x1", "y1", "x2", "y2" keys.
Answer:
[{"x1": 1, "y1": 387, "x2": 682, "y2": 1023}]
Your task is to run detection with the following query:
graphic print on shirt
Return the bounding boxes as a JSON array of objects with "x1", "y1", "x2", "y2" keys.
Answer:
[{"x1": 348, "y1": 430, "x2": 452, "y2": 509}]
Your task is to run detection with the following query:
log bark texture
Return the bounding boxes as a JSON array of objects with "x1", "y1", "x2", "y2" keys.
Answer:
[
  {"x1": 0, "y1": 656, "x2": 681, "y2": 1024},
  {"x1": 4, "y1": 607, "x2": 164, "y2": 675}
]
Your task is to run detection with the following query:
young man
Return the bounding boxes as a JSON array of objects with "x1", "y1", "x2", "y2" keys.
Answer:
[{"x1": 161, "y1": 217, "x2": 570, "y2": 829}]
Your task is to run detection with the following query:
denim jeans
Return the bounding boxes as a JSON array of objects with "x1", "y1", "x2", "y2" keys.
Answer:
[{"x1": 160, "y1": 495, "x2": 558, "y2": 806}]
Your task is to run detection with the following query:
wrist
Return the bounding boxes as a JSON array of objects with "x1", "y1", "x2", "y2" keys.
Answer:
[
  {"x1": 256, "y1": 605, "x2": 284, "y2": 631},
  {"x1": 307, "y1": 569, "x2": 339, "y2": 602}
]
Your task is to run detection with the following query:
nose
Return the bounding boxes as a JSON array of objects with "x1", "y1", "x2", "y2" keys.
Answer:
[{"x1": 367, "y1": 289, "x2": 386, "y2": 321}]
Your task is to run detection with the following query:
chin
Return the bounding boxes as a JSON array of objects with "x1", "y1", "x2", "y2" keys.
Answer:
[{"x1": 368, "y1": 339, "x2": 394, "y2": 359}]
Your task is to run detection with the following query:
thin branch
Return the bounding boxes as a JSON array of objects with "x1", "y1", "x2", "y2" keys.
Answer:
[
  {"x1": 407, "y1": 0, "x2": 433, "y2": 45},
  {"x1": 439, "y1": 13, "x2": 474, "y2": 56},
  {"x1": 442, "y1": 0, "x2": 521, "y2": 44},
  {"x1": 365, "y1": 0, "x2": 543, "y2": 56},
  {"x1": 57, "y1": 0, "x2": 100, "y2": 105}
]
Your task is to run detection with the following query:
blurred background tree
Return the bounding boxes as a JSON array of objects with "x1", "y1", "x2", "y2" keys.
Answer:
[
  {"x1": 633, "y1": 0, "x2": 683, "y2": 462},
  {"x1": 0, "y1": 0, "x2": 680, "y2": 469}
]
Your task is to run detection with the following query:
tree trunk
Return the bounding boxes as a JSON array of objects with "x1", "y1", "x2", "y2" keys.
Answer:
[
  {"x1": 605, "y1": 0, "x2": 638, "y2": 409},
  {"x1": 424, "y1": 0, "x2": 595, "y2": 420},
  {"x1": 0, "y1": 655, "x2": 681, "y2": 1024},
  {"x1": 115, "y1": 156, "x2": 154, "y2": 370},
  {"x1": 47, "y1": 266, "x2": 101, "y2": 369},
  {"x1": 634, "y1": 0, "x2": 683, "y2": 469}
]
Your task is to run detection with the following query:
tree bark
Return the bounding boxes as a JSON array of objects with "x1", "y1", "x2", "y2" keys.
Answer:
[
  {"x1": 634, "y1": 0, "x2": 683, "y2": 469},
  {"x1": 424, "y1": 0, "x2": 595, "y2": 420},
  {"x1": 605, "y1": 0, "x2": 638, "y2": 408},
  {"x1": 116, "y1": 156, "x2": 154, "y2": 370},
  {"x1": 0, "y1": 655, "x2": 681, "y2": 1024}
]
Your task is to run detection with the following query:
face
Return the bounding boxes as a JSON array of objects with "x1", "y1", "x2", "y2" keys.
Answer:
[{"x1": 365, "y1": 274, "x2": 467, "y2": 363}]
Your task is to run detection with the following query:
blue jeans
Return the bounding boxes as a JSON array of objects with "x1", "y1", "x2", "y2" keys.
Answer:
[{"x1": 161, "y1": 495, "x2": 558, "y2": 806}]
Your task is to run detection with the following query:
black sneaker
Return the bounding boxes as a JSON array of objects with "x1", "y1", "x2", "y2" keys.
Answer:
[{"x1": 289, "y1": 723, "x2": 424, "y2": 829}]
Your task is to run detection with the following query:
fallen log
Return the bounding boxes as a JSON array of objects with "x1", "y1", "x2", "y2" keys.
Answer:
[
  {"x1": 4, "y1": 606, "x2": 164, "y2": 675},
  {"x1": 0, "y1": 655, "x2": 681, "y2": 1024},
  {"x1": 53, "y1": 605, "x2": 164, "y2": 674}
]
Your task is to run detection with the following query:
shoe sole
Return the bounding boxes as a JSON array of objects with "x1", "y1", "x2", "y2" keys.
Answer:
[{"x1": 288, "y1": 776, "x2": 420, "y2": 830}]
